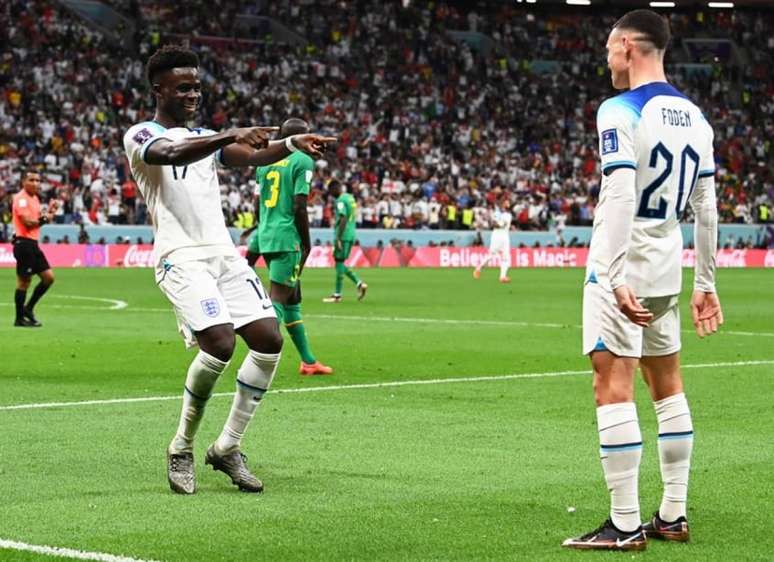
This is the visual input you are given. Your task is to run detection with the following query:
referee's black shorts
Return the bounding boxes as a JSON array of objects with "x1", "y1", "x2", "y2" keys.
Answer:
[{"x1": 12, "y1": 237, "x2": 51, "y2": 277}]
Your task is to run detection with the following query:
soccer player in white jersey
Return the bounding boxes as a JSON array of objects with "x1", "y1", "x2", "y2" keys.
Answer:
[
  {"x1": 473, "y1": 201, "x2": 512, "y2": 282},
  {"x1": 563, "y1": 11, "x2": 722, "y2": 551},
  {"x1": 123, "y1": 46, "x2": 335, "y2": 495}
]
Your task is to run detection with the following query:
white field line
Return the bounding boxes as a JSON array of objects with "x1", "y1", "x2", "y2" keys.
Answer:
[
  {"x1": 1, "y1": 360, "x2": 771, "y2": 413},
  {"x1": 1, "y1": 301, "x2": 771, "y2": 338},
  {"x1": 0, "y1": 538, "x2": 159, "y2": 562},
  {"x1": 0, "y1": 294, "x2": 127, "y2": 311}
]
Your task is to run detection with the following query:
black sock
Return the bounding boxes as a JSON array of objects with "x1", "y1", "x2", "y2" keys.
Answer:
[
  {"x1": 26, "y1": 282, "x2": 51, "y2": 312},
  {"x1": 15, "y1": 289, "x2": 26, "y2": 321}
]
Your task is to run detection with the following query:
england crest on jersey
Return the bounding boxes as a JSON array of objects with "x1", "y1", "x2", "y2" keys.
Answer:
[
  {"x1": 601, "y1": 129, "x2": 618, "y2": 155},
  {"x1": 201, "y1": 298, "x2": 221, "y2": 318}
]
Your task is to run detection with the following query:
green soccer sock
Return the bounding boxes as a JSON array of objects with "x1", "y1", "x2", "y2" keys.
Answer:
[
  {"x1": 345, "y1": 267, "x2": 361, "y2": 286},
  {"x1": 335, "y1": 262, "x2": 345, "y2": 295},
  {"x1": 284, "y1": 304, "x2": 316, "y2": 364},
  {"x1": 272, "y1": 302, "x2": 285, "y2": 325}
]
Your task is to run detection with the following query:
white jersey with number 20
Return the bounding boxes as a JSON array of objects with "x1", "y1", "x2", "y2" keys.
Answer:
[{"x1": 587, "y1": 82, "x2": 715, "y2": 297}]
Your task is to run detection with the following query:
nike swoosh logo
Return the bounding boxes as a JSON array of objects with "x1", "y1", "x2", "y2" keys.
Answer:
[
  {"x1": 616, "y1": 534, "x2": 641, "y2": 548},
  {"x1": 262, "y1": 303, "x2": 273, "y2": 310}
]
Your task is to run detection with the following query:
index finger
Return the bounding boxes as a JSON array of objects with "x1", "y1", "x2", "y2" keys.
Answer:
[
  {"x1": 255, "y1": 126, "x2": 280, "y2": 132},
  {"x1": 313, "y1": 136, "x2": 338, "y2": 143}
]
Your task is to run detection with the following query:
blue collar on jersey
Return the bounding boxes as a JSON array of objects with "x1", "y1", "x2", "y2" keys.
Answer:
[{"x1": 614, "y1": 82, "x2": 690, "y2": 117}]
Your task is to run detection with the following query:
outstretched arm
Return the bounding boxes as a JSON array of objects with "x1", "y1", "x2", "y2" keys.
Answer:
[
  {"x1": 145, "y1": 127, "x2": 277, "y2": 166},
  {"x1": 222, "y1": 134, "x2": 337, "y2": 167}
]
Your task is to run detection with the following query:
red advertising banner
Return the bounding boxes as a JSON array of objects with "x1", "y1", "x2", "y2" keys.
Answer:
[{"x1": 1, "y1": 244, "x2": 773, "y2": 269}]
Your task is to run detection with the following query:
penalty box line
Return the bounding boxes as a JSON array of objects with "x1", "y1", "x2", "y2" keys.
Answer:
[{"x1": 0, "y1": 359, "x2": 772, "y2": 413}]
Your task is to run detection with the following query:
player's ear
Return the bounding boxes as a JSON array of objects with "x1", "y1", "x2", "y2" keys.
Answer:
[{"x1": 151, "y1": 82, "x2": 162, "y2": 97}]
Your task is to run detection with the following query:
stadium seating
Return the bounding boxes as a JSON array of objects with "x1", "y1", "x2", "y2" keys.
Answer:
[{"x1": 0, "y1": 1, "x2": 771, "y2": 244}]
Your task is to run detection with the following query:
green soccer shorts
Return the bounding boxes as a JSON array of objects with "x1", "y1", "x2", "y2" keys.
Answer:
[
  {"x1": 334, "y1": 240, "x2": 354, "y2": 262},
  {"x1": 263, "y1": 251, "x2": 301, "y2": 288},
  {"x1": 247, "y1": 232, "x2": 261, "y2": 255}
]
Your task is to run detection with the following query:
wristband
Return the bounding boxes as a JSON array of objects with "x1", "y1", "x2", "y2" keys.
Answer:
[{"x1": 285, "y1": 136, "x2": 298, "y2": 153}]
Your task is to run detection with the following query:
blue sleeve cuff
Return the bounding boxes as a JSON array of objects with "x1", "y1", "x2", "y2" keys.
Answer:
[
  {"x1": 140, "y1": 137, "x2": 167, "y2": 163},
  {"x1": 698, "y1": 169, "x2": 715, "y2": 178},
  {"x1": 602, "y1": 161, "x2": 637, "y2": 175}
]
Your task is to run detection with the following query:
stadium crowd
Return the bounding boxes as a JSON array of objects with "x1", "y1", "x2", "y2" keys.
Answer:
[{"x1": 0, "y1": 0, "x2": 772, "y2": 243}]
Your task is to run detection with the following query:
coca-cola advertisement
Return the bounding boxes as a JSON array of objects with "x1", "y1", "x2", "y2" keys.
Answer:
[{"x1": 0, "y1": 244, "x2": 772, "y2": 269}]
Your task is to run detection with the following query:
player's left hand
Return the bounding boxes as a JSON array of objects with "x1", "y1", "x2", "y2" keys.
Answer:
[
  {"x1": 690, "y1": 290, "x2": 723, "y2": 337},
  {"x1": 613, "y1": 284, "x2": 653, "y2": 327},
  {"x1": 291, "y1": 134, "x2": 337, "y2": 158}
]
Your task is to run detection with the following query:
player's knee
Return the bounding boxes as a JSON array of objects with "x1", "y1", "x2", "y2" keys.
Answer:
[
  {"x1": 593, "y1": 381, "x2": 632, "y2": 406},
  {"x1": 199, "y1": 328, "x2": 236, "y2": 362},
  {"x1": 260, "y1": 328, "x2": 283, "y2": 354},
  {"x1": 592, "y1": 374, "x2": 622, "y2": 405}
]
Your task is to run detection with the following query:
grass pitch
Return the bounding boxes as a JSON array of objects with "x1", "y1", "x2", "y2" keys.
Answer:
[{"x1": 1, "y1": 266, "x2": 772, "y2": 561}]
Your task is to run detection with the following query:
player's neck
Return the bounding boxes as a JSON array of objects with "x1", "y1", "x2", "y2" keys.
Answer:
[
  {"x1": 627, "y1": 59, "x2": 667, "y2": 90},
  {"x1": 153, "y1": 111, "x2": 184, "y2": 129}
]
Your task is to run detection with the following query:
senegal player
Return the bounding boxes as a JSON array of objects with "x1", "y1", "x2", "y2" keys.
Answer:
[
  {"x1": 251, "y1": 118, "x2": 333, "y2": 375},
  {"x1": 323, "y1": 180, "x2": 367, "y2": 303}
]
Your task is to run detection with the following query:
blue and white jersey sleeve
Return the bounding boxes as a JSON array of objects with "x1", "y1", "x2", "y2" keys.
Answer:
[
  {"x1": 697, "y1": 117, "x2": 715, "y2": 179},
  {"x1": 188, "y1": 127, "x2": 226, "y2": 167},
  {"x1": 122, "y1": 121, "x2": 170, "y2": 168},
  {"x1": 596, "y1": 98, "x2": 639, "y2": 176}
]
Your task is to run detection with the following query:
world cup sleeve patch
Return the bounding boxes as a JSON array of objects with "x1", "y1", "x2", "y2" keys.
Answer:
[
  {"x1": 132, "y1": 128, "x2": 153, "y2": 145},
  {"x1": 601, "y1": 129, "x2": 619, "y2": 155}
]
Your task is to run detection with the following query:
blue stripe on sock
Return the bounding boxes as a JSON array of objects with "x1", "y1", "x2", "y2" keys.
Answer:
[
  {"x1": 184, "y1": 385, "x2": 209, "y2": 401},
  {"x1": 658, "y1": 431, "x2": 694, "y2": 441},
  {"x1": 600, "y1": 441, "x2": 643, "y2": 452},
  {"x1": 236, "y1": 379, "x2": 267, "y2": 395}
]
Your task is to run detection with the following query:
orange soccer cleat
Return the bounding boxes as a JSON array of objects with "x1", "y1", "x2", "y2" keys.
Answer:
[
  {"x1": 299, "y1": 361, "x2": 334, "y2": 376},
  {"x1": 473, "y1": 269, "x2": 481, "y2": 279},
  {"x1": 499, "y1": 276, "x2": 511, "y2": 283}
]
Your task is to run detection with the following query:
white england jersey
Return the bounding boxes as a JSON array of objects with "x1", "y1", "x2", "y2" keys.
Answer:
[
  {"x1": 587, "y1": 82, "x2": 715, "y2": 297},
  {"x1": 123, "y1": 122, "x2": 238, "y2": 265},
  {"x1": 491, "y1": 209, "x2": 513, "y2": 233}
]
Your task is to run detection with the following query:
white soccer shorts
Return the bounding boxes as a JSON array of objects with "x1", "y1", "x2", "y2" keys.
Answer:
[
  {"x1": 155, "y1": 254, "x2": 275, "y2": 348},
  {"x1": 488, "y1": 232, "x2": 511, "y2": 264},
  {"x1": 582, "y1": 282, "x2": 681, "y2": 358}
]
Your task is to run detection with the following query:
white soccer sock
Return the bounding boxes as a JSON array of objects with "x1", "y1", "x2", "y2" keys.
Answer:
[
  {"x1": 214, "y1": 350, "x2": 280, "y2": 455},
  {"x1": 597, "y1": 402, "x2": 643, "y2": 532},
  {"x1": 499, "y1": 260, "x2": 509, "y2": 279},
  {"x1": 655, "y1": 392, "x2": 693, "y2": 522},
  {"x1": 477, "y1": 254, "x2": 492, "y2": 271},
  {"x1": 169, "y1": 351, "x2": 229, "y2": 454}
]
